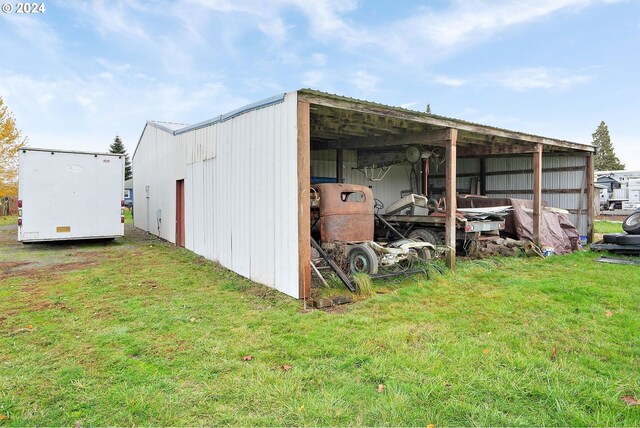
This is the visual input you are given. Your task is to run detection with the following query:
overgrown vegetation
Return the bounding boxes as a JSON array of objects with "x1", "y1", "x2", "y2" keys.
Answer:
[
  {"x1": 1, "y1": 226, "x2": 640, "y2": 426},
  {"x1": 0, "y1": 215, "x2": 17, "y2": 227},
  {"x1": 0, "y1": 97, "x2": 27, "y2": 196},
  {"x1": 595, "y1": 219, "x2": 623, "y2": 234}
]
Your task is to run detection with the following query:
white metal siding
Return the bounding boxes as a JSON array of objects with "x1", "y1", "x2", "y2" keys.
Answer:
[
  {"x1": 134, "y1": 93, "x2": 300, "y2": 298},
  {"x1": 311, "y1": 149, "x2": 415, "y2": 209},
  {"x1": 132, "y1": 125, "x2": 179, "y2": 242}
]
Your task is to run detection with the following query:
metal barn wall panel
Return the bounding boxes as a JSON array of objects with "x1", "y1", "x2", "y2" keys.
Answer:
[
  {"x1": 132, "y1": 125, "x2": 178, "y2": 243},
  {"x1": 485, "y1": 155, "x2": 589, "y2": 236},
  {"x1": 132, "y1": 126, "x2": 152, "y2": 232},
  {"x1": 133, "y1": 93, "x2": 299, "y2": 298},
  {"x1": 183, "y1": 93, "x2": 299, "y2": 298},
  {"x1": 310, "y1": 149, "x2": 415, "y2": 209}
]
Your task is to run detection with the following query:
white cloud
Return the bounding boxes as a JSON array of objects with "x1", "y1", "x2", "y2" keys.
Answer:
[
  {"x1": 301, "y1": 70, "x2": 325, "y2": 88},
  {"x1": 0, "y1": 13, "x2": 62, "y2": 57},
  {"x1": 82, "y1": 0, "x2": 151, "y2": 42},
  {"x1": 493, "y1": 67, "x2": 592, "y2": 91},
  {"x1": 433, "y1": 75, "x2": 467, "y2": 87},
  {"x1": 350, "y1": 70, "x2": 379, "y2": 93},
  {"x1": 311, "y1": 53, "x2": 328, "y2": 67},
  {"x1": 0, "y1": 69, "x2": 248, "y2": 155},
  {"x1": 95, "y1": 58, "x2": 131, "y2": 74},
  {"x1": 258, "y1": 16, "x2": 289, "y2": 42},
  {"x1": 407, "y1": 1, "x2": 595, "y2": 47}
]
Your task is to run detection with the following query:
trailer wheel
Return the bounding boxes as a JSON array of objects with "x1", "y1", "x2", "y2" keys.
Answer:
[
  {"x1": 622, "y1": 212, "x2": 640, "y2": 235},
  {"x1": 408, "y1": 228, "x2": 439, "y2": 246},
  {"x1": 348, "y1": 245, "x2": 379, "y2": 275}
]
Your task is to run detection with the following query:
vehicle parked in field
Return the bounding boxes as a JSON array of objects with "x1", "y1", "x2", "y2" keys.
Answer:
[{"x1": 18, "y1": 148, "x2": 125, "y2": 242}]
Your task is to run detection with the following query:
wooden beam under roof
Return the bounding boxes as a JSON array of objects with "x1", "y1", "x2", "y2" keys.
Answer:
[
  {"x1": 456, "y1": 143, "x2": 540, "y2": 156},
  {"x1": 338, "y1": 128, "x2": 454, "y2": 150},
  {"x1": 300, "y1": 93, "x2": 594, "y2": 152}
]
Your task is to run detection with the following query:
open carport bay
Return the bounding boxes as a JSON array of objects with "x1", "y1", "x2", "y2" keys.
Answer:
[{"x1": 1, "y1": 223, "x2": 640, "y2": 426}]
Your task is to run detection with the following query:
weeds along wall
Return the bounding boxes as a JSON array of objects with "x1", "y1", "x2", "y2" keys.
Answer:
[{"x1": 133, "y1": 92, "x2": 300, "y2": 298}]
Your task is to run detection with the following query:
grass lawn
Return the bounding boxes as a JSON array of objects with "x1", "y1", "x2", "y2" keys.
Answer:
[
  {"x1": 0, "y1": 215, "x2": 17, "y2": 227},
  {"x1": 595, "y1": 219, "x2": 624, "y2": 234},
  {"x1": 1, "y1": 226, "x2": 640, "y2": 426}
]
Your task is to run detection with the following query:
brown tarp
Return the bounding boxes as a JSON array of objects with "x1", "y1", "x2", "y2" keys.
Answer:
[{"x1": 457, "y1": 197, "x2": 580, "y2": 254}]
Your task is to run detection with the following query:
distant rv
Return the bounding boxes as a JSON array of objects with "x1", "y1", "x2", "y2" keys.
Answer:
[{"x1": 596, "y1": 170, "x2": 640, "y2": 210}]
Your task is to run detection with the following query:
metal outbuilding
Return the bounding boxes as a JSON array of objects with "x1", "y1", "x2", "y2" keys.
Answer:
[{"x1": 133, "y1": 89, "x2": 595, "y2": 299}]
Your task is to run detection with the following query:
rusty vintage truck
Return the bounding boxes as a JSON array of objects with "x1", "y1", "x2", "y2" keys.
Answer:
[{"x1": 310, "y1": 183, "x2": 434, "y2": 276}]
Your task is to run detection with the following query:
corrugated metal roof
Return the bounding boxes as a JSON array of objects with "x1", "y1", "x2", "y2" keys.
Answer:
[
  {"x1": 297, "y1": 88, "x2": 592, "y2": 149},
  {"x1": 146, "y1": 94, "x2": 287, "y2": 136},
  {"x1": 148, "y1": 120, "x2": 190, "y2": 132}
]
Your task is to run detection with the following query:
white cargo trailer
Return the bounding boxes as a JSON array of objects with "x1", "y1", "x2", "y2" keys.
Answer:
[{"x1": 18, "y1": 148, "x2": 125, "y2": 242}]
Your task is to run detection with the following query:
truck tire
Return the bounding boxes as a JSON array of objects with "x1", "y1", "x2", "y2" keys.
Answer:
[
  {"x1": 622, "y1": 213, "x2": 640, "y2": 235},
  {"x1": 603, "y1": 233, "x2": 623, "y2": 244},
  {"x1": 348, "y1": 244, "x2": 379, "y2": 275},
  {"x1": 408, "y1": 228, "x2": 439, "y2": 246},
  {"x1": 616, "y1": 234, "x2": 640, "y2": 245}
]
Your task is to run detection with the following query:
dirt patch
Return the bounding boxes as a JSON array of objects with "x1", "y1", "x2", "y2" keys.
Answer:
[
  {"x1": 321, "y1": 304, "x2": 350, "y2": 314},
  {"x1": 0, "y1": 261, "x2": 33, "y2": 275},
  {"x1": 5, "y1": 260, "x2": 98, "y2": 282},
  {"x1": 29, "y1": 300, "x2": 74, "y2": 312},
  {"x1": 0, "y1": 224, "x2": 108, "y2": 279}
]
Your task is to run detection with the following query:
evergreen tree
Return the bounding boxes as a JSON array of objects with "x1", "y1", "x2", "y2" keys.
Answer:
[
  {"x1": 592, "y1": 121, "x2": 624, "y2": 171},
  {"x1": 425, "y1": 104, "x2": 432, "y2": 114},
  {"x1": 109, "y1": 135, "x2": 132, "y2": 180}
]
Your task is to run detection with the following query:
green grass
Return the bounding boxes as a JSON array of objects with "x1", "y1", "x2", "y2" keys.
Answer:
[
  {"x1": 1, "y1": 229, "x2": 640, "y2": 426},
  {"x1": 0, "y1": 212, "x2": 131, "y2": 227},
  {"x1": 0, "y1": 215, "x2": 17, "y2": 227},
  {"x1": 595, "y1": 220, "x2": 623, "y2": 234}
]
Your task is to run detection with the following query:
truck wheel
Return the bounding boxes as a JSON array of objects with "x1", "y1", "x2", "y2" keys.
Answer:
[
  {"x1": 348, "y1": 245, "x2": 379, "y2": 275},
  {"x1": 464, "y1": 239, "x2": 479, "y2": 257},
  {"x1": 622, "y1": 213, "x2": 640, "y2": 235},
  {"x1": 415, "y1": 247, "x2": 433, "y2": 261},
  {"x1": 408, "y1": 228, "x2": 439, "y2": 246}
]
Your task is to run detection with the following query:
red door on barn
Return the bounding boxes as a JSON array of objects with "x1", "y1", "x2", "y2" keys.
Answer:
[{"x1": 176, "y1": 179, "x2": 185, "y2": 247}]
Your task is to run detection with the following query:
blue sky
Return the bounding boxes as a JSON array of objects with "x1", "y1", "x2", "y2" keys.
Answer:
[{"x1": 1, "y1": 0, "x2": 638, "y2": 168}]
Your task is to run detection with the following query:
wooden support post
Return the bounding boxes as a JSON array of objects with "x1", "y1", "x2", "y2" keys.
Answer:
[
  {"x1": 445, "y1": 129, "x2": 457, "y2": 269},
  {"x1": 297, "y1": 101, "x2": 311, "y2": 300},
  {"x1": 586, "y1": 152, "x2": 595, "y2": 243},
  {"x1": 479, "y1": 158, "x2": 486, "y2": 195},
  {"x1": 336, "y1": 148, "x2": 343, "y2": 183},
  {"x1": 532, "y1": 144, "x2": 543, "y2": 248},
  {"x1": 422, "y1": 158, "x2": 428, "y2": 196}
]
